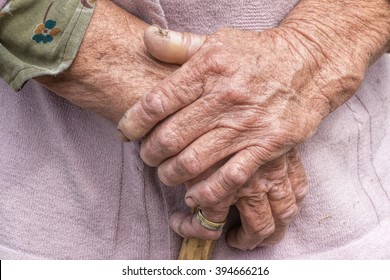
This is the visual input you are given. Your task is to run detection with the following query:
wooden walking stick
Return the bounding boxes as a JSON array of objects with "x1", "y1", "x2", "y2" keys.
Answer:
[
  {"x1": 178, "y1": 207, "x2": 214, "y2": 260},
  {"x1": 178, "y1": 208, "x2": 225, "y2": 260}
]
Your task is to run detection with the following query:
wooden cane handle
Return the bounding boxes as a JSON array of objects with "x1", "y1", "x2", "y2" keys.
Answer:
[{"x1": 177, "y1": 207, "x2": 216, "y2": 260}]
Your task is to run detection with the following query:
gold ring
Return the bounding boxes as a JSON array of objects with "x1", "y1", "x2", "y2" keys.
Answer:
[{"x1": 195, "y1": 208, "x2": 226, "y2": 231}]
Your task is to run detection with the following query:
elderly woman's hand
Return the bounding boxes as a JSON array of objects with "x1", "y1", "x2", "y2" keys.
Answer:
[
  {"x1": 173, "y1": 149, "x2": 308, "y2": 250},
  {"x1": 118, "y1": 25, "x2": 360, "y2": 216}
]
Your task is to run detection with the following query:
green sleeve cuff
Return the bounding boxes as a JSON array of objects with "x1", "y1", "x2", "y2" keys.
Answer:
[{"x1": 0, "y1": 0, "x2": 96, "y2": 91}]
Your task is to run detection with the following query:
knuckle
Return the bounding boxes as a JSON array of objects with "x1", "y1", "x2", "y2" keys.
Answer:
[
  {"x1": 220, "y1": 88, "x2": 248, "y2": 105},
  {"x1": 175, "y1": 148, "x2": 203, "y2": 177},
  {"x1": 141, "y1": 90, "x2": 167, "y2": 120},
  {"x1": 240, "y1": 177, "x2": 268, "y2": 196},
  {"x1": 278, "y1": 204, "x2": 299, "y2": 224},
  {"x1": 222, "y1": 163, "x2": 249, "y2": 190},
  {"x1": 197, "y1": 184, "x2": 224, "y2": 206},
  {"x1": 294, "y1": 182, "x2": 309, "y2": 203},
  {"x1": 161, "y1": 79, "x2": 190, "y2": 105},
  {"x1": 139, "y1": 148, "x2": 157, "y2": 167},
  {"x1": 238, "y1": 196, "x2": 265, "y2": 210},
  {"x1": 264, "y1": 162, "x2": 288, "y2": 181},
  {"x1": 203, "y1": 47, "x2": 229, "y2": 74},
  {"x1": 252, "y1": 222, "x2": 275, "y2": 239},
  {"x1": 288, "y1": 164, "x2": 306, "y2": 182},
  {"x1": 157, "y1": 165, "x2": 176, "y2": 186},
  {"x1": 267, "y1": 182, "x2": 290, "y2": 200},
  {"x1": 154, "y1": 130, "x2": 181, "y2": 154}
]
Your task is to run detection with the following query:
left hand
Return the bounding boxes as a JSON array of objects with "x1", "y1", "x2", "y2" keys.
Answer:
[{"x1": 173, "y1": 148, "x2": 308, "y2": 250}]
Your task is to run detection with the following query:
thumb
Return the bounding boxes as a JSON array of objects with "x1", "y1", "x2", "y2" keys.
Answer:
[{"x1": 144, "y1": 25, "x2": 206, "y2": 65}]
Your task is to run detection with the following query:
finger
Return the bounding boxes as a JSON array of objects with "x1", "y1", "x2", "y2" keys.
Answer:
[
  {"x1": 184, "y1": 147, "x2": 267, "y2": 209},
  {"x1": 139, "y1": 97, "x2": 222, "y2": 167},
  {"x1": 117, "y1": 29, "x2": 208, "y2": 141},
  {"x1": 144, "y1": 25, "x2": 206, "y2": 65},
  {"x1": 184, "y1": 159, "x2": 225, "y2": 188},
  {"x1": 169, "y1": 203, "x2": 230, "y2": 240},
  {"x1": 169, "y1": 212, "x2": 222, "y2": 240},
  {"x1": 172, "y1": 162, "x2": 229, "y2": 240},
  {"x1": 117, "y1": 65, "x2": 203, "y2": 141},
  {"x1": 286, "y1": 148, "x2": 309, "y2": 206},
  {"x1": 138, "y1": 75, "x2": 246, "y2": 167},
  {"x1": 155, "y1": 127, "x2": 242, "y2": 185},
  {"x1": 228, "y1": 194, "x2": 275, "y2": 250},
  {"x1": 258, "y1": 155, "x2": 298, "y2": 246},
  {"x1": 264, "y1": 155, "x2": 298, "y2": 226}
]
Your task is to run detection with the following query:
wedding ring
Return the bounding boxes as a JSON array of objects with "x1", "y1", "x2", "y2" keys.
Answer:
[{"x1": 195, "y1": 208, "x2": 226, "y2": 231}]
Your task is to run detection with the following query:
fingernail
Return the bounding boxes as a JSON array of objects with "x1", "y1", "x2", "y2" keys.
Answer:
[
  {"x1": 117, "y1": 110, "x2": 136, "y2": 142},
  {"x1": 116, "y1": 129, "x2": 130, "y2": 142},
  {"x1": 226, "y1": 227, "x2": 239, "y2": 247},
  {"x1": 185, "y1": 196, "x2": 198, "y2": 208},
  {"x1": 152, "y1": 24, "x2": 169, "y2": 37}
]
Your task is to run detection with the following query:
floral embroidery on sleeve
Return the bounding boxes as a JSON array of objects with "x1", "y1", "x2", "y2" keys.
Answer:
[
  {"x1": 1, "y1": 0, "x2": 96, "y2": 90},
  {"x1": 32, "y1": 19, "x2": 61, "y2": 44},
  {"x1": 32, "y1": 2, "x2": 61, "y2": 44}
]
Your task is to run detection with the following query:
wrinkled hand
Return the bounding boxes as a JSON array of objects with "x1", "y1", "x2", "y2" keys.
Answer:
[
  {"x1": 118, "y1": 24, "x2": 361, "y2": 212},
  {"x1": 119, "y1": 28, "x2": 328, "y2": 182},
  {"x1": 174, "y1": 149, "x2": 308, "y2": 250}
]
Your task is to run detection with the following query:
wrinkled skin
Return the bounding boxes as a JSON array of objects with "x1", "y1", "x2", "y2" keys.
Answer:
[
  {"x1": 35, "y1": 0, "x2": 310, "y2": 250},
  {"x1": 176, "y1": 149, "x2": 308, "y2": 249},
  {"x1": 118, "y1": 0, "x2": 390, "y2": 248},
  {"x1": 137, "y1": 26, "x2": 311, "y2": 249}
]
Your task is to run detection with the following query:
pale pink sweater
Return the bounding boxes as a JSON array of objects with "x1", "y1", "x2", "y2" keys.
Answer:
[{"x1": 0, "y1": 0, "x2": 389, "y2": 259}]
